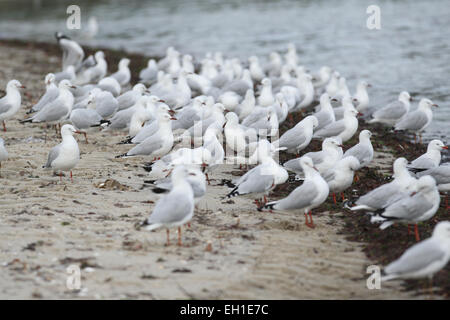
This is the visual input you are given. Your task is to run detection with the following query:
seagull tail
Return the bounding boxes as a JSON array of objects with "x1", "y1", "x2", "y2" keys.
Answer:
[
  {"x1": 115, "y1": 152, "x2": 129, "y2": 159},
  {"x1": 221, "y1": 179, "x2": 236, "y2": 188},
  {"x1": 142, "y1": 162, "x2": 153, "y2": 172},
  {"x1": 118, "y1": 136, "x2": 133, "y2": 145},
  {"x1": 20, "y1": 118, "x2": 33, "y2": 124},
  {"x1": 151, "y1": 187, "x2": 168, "y2": 194},
  {"x1": 407, "y1": 167, "x2": 427, "y2": 174},
  {"x1": 258, "y1": 202, "x2": 276, "y2": 212},
  {"x1": 91, "y1": 119, "x2": 110, "y2": 128},
  {"x1": 26, "y1": 109, "x2": 36, "y2": 115},
  {"x1": 138, "y1": 219, "x2": 161, "y2": 231},
  {"x1": 225, "y1": 187, "x2": 240, "y2": 199},
  {"x1": 343, "y1": 199, "x2": 355, "y2": 210}
]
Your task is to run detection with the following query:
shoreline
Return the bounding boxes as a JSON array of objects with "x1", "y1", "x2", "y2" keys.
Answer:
[{"x1": 0, "y1": 39, "x2": 448, "y2": 299}]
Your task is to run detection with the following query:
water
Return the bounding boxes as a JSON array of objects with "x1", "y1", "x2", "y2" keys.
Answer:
[{"x1": 0, "y1": 0, "x2": 449, "y2": 140}]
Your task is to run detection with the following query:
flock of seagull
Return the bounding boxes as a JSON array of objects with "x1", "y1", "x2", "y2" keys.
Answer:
[{"x1": 0, "y1": 32, "x2": 449, "y2": 291}]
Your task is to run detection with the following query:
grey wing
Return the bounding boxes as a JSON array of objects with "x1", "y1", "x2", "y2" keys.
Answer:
[
  {"x1": 373, "y1": 101, "x2": 406, "y2": 120},
  {"x1": 34, "y1": 99, "x2": 68, "y2": 122},
  {"x1": 395, "y1": 111, "x2": 428, "y2": 131},
  {"x1": 344, "y1": 145, "x2": 371, "y2": 165},
  {"x1": 382, "y1": 194, "x2": 433, "y2": 220},
  {"x1": 356, "y1": 183, "x2": 399, "y2": 208},
  {"x1": 305, "y1": 150, "x2": 326, "y2": 165},
  {"x1": 314, "y1": 120, "x2": 346, "y2": 138},
  {"x1": 277, "y1": 180, "x2": 319, "y2": 210},
  {"x1": 44, "y1": 144, "x2": 62, "y2": 168},
  {"x1": 32, "y1": 86, "x2": 59, "y2": 112},
  {"x1": 148, "y1": 190, "x2": 193, "y2": 224},
  {"x1": 127, "y1": 134, "x2": 164, "y2": 156},
  {"x1": 279, "y1": 126, "x2": 306, "y2": 149},
  {"x1": 236, "y1": 167, "x2": 274, "y2": 194},
  {"x1": 385, "y1": 239, "x2": 446, "y2": 275},
  {"x1": 132, "y1": 121, "x2": 158, "y2": 143},
  {"x1": 0, "y1": 97, "x2": 12, "y2": 115},
  {"x1": 417, "y1": 166, "x2": 450, "y2": 184},
  {"x1": 283, "y1": 158, "x2": 302, "y2": 173},
  {"x1": 409, "y1": 155, "x2": 435, "y2": 170},
  {"x1": 314, "y1": 111, "x2": 333, "y2": 130}
]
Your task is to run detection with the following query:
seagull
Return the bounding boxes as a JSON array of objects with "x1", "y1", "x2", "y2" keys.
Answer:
[
  {"x1": 311, "y1": 93, "x2": 335, "y2": 131},
  {"x1": 0, "y1": 137, "x2": 8, "y2": 176},
  {"x1": 381, "y1": 221, "x2": 450, "y2": 290},
  {"x1": 313, "y1": 108, "x2": 359, "y2": 143},
  {"x1": 21, "y1": 80, "x2": 75, "y2": 127},
  {"x1": 283, "y1": 137, "x2": 343, "y2": 177},
  {"x1": 258, "y1": 156, "x2": 329, "y2": 228},
  {"x1": 140, "y1": 165, "x2": 195, "y2": 246},
  {"x1": 272, "y1": 115, "x2": 318, "y2": 154},
  {"x1": 43, "y1": 124, "x2": 85, "y2": 182},
  {"x1": 54, "y1": 65, "x2": 76, "y2": 83},
  {"x1": 28, "y1": 74, "x2": 58, "y2": 114},
  {"x1": 116, "y1": 113, "x2": 175, "y2": 159},
  {"x1": 416, "y1": 164, "x2": 450, "y2": 192},
  {"x1": 394, "y1": 98, "x2": 438, "y2": 143},
  {"x1": 352, "y1": 81, "x2": 371, "y2": 113},
  {"x1": 343, "y1": 130, "x2": 374, "y2": 169},
  {"x1": 151, "y1": 165, "x2": 207, "y2": 205},
  {"x1": 93, "y1": 90, "x2": 119, "y2": 119},
  {"x1": 97, "y1": 77, "x2": 121, "y2": 97},
  {"x1": 139, "y1": 59, "x2": 159, "y2": 85},
  {"x1": 117, "y1": 83, "x2": 148, "y2": 111},
  {"x1": 370, "y1": 175, "x2": 440, "y2": 241},
  {"x1": 408, "y1": 139, "x2": 447, "y2": 172},
  {"x1": 75, "y1": 51, "x2": 107, "y2": 85},
  {"x1": 0, "y1": 80, "x2": 25, "y2": 131},
  {"x1": 349, "y1": 158, "x2": 418, "y2": 212},
  {"x1": 55, "y1": 32, "x2": 85, "y2": 71},
  {"x1": 111, "y1": 58, "x2": 131, "y2": 87},
  {"x1": 368, "y1": 91, "x2": 411, "y2": 125},
  {"x1": 257, "y1": 78, "x2": 275, "y2": 107},
  {"x1": 322, "y1": 156, "x2": 360, "y2": 203}
]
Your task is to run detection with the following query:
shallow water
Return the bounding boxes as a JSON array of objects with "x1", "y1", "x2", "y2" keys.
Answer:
[{"x1": 0, "y1": 0, "x2": 449, "y2": 140}]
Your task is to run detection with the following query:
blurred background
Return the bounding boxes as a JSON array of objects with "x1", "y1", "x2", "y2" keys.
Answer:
[{"x1": 0, "y1": 0, "x2": 449, "y2": 139}]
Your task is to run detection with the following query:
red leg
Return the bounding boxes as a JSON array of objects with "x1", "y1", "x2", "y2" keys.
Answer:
[
  {"x1": 177, "y1": 227, "x2": 182, "y2": 246},
  {"x1": 407, "y1": 224, "x2": 411, "y2": 235},
  {"x1": 2, "y1": 121, "x2": 6, "y2": 132},
  {"x1": 205, "y1": 173, "x2": 210, "y2": 185},
  {"x1": 70, "y1": 171, "x2": 73, "y2": 183},
  {"x1": 414, "y1": 224, "x2": 420, "y2": 242},
  {"x1": 263, "y1": 195, "x2": 268, "y2": 204},
  {"x1": 59, "y1": 172, "x2": 62, "y2": 182},
  {"x1": 166, "y1": 229, "x2": 170, "y2": 246},
  {"x1": 341, "y1": 192, "x2": 345, "y2": 201},
  {"x1": 333, "y1": 193, "x2": 336, "y2": 204},
  {"x1": 187, "y1": 222, "x2": 191, "y2": 228},
  {"x1": 308, "y1": 211, "x2": 315, "y2": 228}
]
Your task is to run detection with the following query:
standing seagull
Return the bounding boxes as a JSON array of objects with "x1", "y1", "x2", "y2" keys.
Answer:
[
  {"x1": 21, "y1": 80, "x2": 76, "y2": 128},
  {"x1": 55, "y1": 32, "x2": 85, "y2": 71},
  {"x1": 272, "y1": 115, "x2": 318, "y2": 154},
  {"x1": 140, "y1": 165, "x2": 195, "y2": 246},
  {"x1": 111, "y1": 58, "x2": 131, "y2": 87},
  {"x1": 381, "y1": 221, "x2": 450, "y2": 293},
  {"x1": 368, "y1": 91, "x2": 411, "y2": 125},
  {"x1": 408, "y1": 139, "x2": 447, "y2": 172},
  {"x1": 323, "y1": 156, "x2": 360, "y2": 204},
  {"x1": 258, "y1": 156, "x2": 329, "y2": 229},
  {"x1": 0, "y1": 137, "x2": 8, "y2": 176},
  {"x1": 28, "y1": 74, "x2": 59, "y2": 114},
  {"x1": 394, "y1": 98, "x2": 437, "y2": 143},
  {"x1": 343, "y1": 130, "x2": 374, "y2": 169},
  {"x1": 370, "y1": 175, "x2": 440, "y2": 241},
  {"x1": 43, "y1": 124, "x2": 85, "y2": 182},
  {"x1": 0, "y1": 80, "x2": 25, "y2": 131}
]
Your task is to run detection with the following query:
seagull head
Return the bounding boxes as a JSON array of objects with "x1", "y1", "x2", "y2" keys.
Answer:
[{"x1": 7, "y1": 80, "x2": 26, "y2": 90}]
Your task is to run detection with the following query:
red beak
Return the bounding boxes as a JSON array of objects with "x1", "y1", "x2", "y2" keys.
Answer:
[
  {"x1": 159, "y1": 99, "x2": 165, "y2": 103},
  {"x1": 442, "y1": 146, "x2": 448, "y2": 149},
  {"x1": 168, "y1": 110, "x2": 175, "y2": 115},
  {"x1": 357, "y1": 112, "x2": 364, "y2": 116},
  {"x1": 432, "y1": 104, "x2": 438, "y2": 108},
  {"x1": 170, "y1": 117, "x2": 177, "y2": 120},
  {"x1": 21, "y1": 85, "x2": 26, "y2": 89}
]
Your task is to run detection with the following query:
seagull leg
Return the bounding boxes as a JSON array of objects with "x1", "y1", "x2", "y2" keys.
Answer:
[
  {"x1": 166, "y1": 229, "x2": 170, "y2": 246},
  {"x1": 407, "y1": 224, "x2": 411, "y2": 235},
  {"x1": 205, "y1": 173, "x2": 211, "y2": 185},
  {"x1": 59, "y1": 172, "x2": 62, "y2": 182},
  {"x1": 414, "y1": 224, "x2": 420, "y2": 242},
  {"x1": 82, "y1": 132, "x2": 88, "y2": 144},
  {"x1": 2, "y1": 121, "x2": 6, "y2": 132},
  {"x1": 428, "y1": 278, "x2": 434, "y2": 299},
  {"x1": 263, "y1": 195, "x2": 268, "y2": 204},
  {"x1": 177, "y1": 227, "x2": 182, "y2": 246},
  {"x1": 341, "y1": 192, "x2": 345, "y2": 201},
  {"x1": 308, "y1": 211, "x2": 315, "y2": 228},
  {"x1": 354, "y1": 174, "x2": 359, "y2": 183},
  {"x1": 332, "y1": 193, "x2": 336, "y2": 204},
  {"x1": 70, "y1": 171, "x2": 73, "y2": 183}
]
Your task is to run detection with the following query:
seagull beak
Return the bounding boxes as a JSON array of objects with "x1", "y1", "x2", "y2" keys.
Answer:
[
  {"x1": 158, "y1": 99, "x2": 165, "y2": 103},
  {"x1": 201, "y1": 163, "x2": 207, "y2": 168},
  {"x1": 71, "y1": 85, "x2": 77, "y2": 89},
  {"x1": 338, "y1": 144, "x2": 344, "y2": 148},
  {"x1": 331, "y1": 98, "x2": 338, "y2": 102},
  {"x1": 357, "y1": 112, "x2": 364, "y2": 116},
  {"x1": 74, "y1": 130, "x2": 85, "y2": 135},
  {"x1": 432, "y1": 104, "x2": 439, "y2": 108},
  {"x1": 170, "y1": 116, "x2": 177, "y2": 120},
  {"x1": 409, "y1": 97, "x2": 413, "y2": 101},
  {"x1": 442, "y1": 146, "x2": 448, "y2": 149},
  {"x1": 410, "y1": 191, "x2": 417, "y2": 196},
  {"x1": 224, "y1": 109, "x2": 230, "y2": 112},
  {"x1": 20, "y1": 85, "x2": 26, "y2": 89},
  {"x1": 313, "y1": 166, "x2": 318, "y2": 171},
  {"x1": 164, "y1": 169, "x2": 173, "y2": 178},
  {"x1": 168, "y1": 109, "x2": 175, "y2": 115}
]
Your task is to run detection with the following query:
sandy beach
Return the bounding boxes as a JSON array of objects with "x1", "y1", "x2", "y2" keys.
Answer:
[{"x1": 0, "y1": 41, "x2": 442, "y2": 299}]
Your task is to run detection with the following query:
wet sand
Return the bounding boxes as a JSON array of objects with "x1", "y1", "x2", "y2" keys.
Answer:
[{"x1": 0, "y1": 41, "x2": 426, "y2": 299}]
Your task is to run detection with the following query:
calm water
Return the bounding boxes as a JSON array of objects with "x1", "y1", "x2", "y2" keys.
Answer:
[{"x1": 0, "y1": 0, "x2": 449, "y2": 141}]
